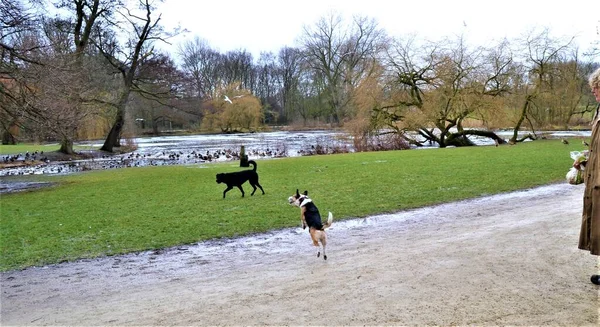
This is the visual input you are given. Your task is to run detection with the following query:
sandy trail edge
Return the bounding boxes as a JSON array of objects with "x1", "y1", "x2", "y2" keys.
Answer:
[{"x1": 1, "y1": 183, "x2": 599, "y2": 326}]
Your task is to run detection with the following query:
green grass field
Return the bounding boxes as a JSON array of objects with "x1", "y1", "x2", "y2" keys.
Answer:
[
  {"x1": 0, "y1": 143, "x2": 100, "y2": 155},
  {"x1": 0, "y1": 139, "x2": 586, "y2": 271}
]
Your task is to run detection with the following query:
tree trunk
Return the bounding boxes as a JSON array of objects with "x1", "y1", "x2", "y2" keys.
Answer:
[
  {"x1": 59, "y1": 138, "x2": 75, "y2": 155},
  {"x1": 446, "y1": 130, "x2": 507, "y2": 147},
  {"x1": 152, "y1": 121, "x2": 160, "y2": 135},
  {"x1": 2, "y1": 130, "x2": 16, "y2": 145},
  {"x1": 100, "y1": 89, "x2": 130, "y2": 152},
  {"x1": 100, "y1": 111, "x2": 124, "y2": 152},
  {"x1": 511, "y1": 95, "x2": 532, "y2": 144},
  {"x1": 2, "y1": 120, "x2": 20, "y2": 145},
  {"x1": 445, "y1": 134, "x2": 476, "y2": 147}
]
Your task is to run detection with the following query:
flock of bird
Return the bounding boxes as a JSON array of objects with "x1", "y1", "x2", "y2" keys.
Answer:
[
  {"x1": 2, "y1": 150, "x2": 49, "y2": 164},
  {"x1": 0, "y1": 146, "x2": 289, "y2": 177}
]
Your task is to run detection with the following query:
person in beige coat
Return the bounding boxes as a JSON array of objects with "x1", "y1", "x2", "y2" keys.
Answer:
[{"x1": 578, "y1": 67, "x2": 600, "y2": 285}]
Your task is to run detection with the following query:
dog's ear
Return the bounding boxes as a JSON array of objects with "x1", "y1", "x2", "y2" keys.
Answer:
[
  {"x1": 295, "y1": 189, "x2": 300, "y2": 197},
  {"x1": 303, "y1": 190, "x2": 308, "y2": 196}
]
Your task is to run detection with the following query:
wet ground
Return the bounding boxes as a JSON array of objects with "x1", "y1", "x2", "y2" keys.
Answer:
[{"x1": 1, "y1": 183, "x2": 596, "y2": 325}]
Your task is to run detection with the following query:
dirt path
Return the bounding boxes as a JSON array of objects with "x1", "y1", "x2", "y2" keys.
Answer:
[{"x1": 2, "y1": 183, "x2": 599, "y2": 326}]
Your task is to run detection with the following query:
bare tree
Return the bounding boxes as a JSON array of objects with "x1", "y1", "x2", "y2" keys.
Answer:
[
  {"x1": 509, "y1": 28, "x2": 575, "y2": 143},
  {"x1": 255, "y1": 51, "x2": 281, "y2": 123},
  {"x1": 48, "y1": 0, "x2": 117, "y2": 153},
  {"x1": 130, "y1": 52, "x2": 192, "y2": 135},
  {"x1": 299, "y1": 12, "x2": 386, "y2": 125},
  {"x1": 0, "y1": 0, "x2": 37, "y2": 144},
  {"x1": 1, "y1": 12, "x2": 107, "y2": 152},
  {"x1": 1, "y1": 1, "x2": 107, "y2": 152},
  {"x1": 94, "y1": 0, "x2": 174, "y2": 152},
  {"x1": 29, "y1": 56, "x2": 98, "y2": 153},
  {"x1": 380, "y1": 36, "x2": 512, "y2": 147},
  {"x1": 277, "y1": 46, "x2": 303, "y2": 123},
  {"x1": 221, "y1": 49, "x2": 254, "y2": 92},
  {"x1": 56, "y1": 0, "x2": 116, "y2": 58},
  {"x1": 1, "y1": 0, "x2": 29, "y2": 49},
  {"x1": 178, "y1": 36, "x2": 222, "y2": 99},
  {"x1": 0, "y1": 0, "x2": 120, "y2": 152}
]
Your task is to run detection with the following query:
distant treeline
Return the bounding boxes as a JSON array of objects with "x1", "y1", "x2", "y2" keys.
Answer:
[{"x1": 2, "y1": 1, "x2": 599, "y2": 152}]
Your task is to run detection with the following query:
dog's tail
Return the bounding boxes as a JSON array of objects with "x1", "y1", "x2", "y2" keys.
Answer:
[
  {"x1": 323, "y1": 212, "x2": 333, "y2": 229},
  {"x1": 248, "y1": 160, "x2": 257, "y2": 171}
]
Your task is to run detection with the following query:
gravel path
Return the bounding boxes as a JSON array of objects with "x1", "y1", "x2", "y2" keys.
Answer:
[{"x1": 1, "y1": 183, "x2": 599, "y2": 326}]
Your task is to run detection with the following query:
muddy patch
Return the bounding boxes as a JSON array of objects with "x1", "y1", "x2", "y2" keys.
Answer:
[{"x1": 0, "y1": 181, "x2": 53, "y2": 194}]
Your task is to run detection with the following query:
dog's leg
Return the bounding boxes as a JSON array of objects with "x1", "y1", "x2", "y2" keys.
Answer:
[
  {"x1": 249, "y1": 174, "x2": 264, "y2": 196},
  {"x1": 321, "y1": 233, "x2": 327, "y2": 260},
  {"x1": 301, "y1": 207, "x2": 307, "y2": 229},
  {"x1": 223, "y1": 186, "x2": 233, "y2": 198},
  {"x1": 250, "y1": 181, "x2": 264, "y2": 196},
  {"x1": 250, "y1": 183, "x2": 257, "y2": 196},
  {"x1": 310, "y1": 229, "x2": 321, "y2": 258},
  {"x1": 256, "y1": 182, "x2": 265, "y2": 195},
  {"x1": 236, "y1": 185, "x2": 245, "y2": 197}
]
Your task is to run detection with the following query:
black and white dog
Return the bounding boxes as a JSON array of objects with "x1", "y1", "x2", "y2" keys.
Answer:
[
  {"x1": 216, "y1": 160, "x2": 265, "y2": 198},
  {"x1": 288, "y1": 189, "x2": 333, "y2": 260}
]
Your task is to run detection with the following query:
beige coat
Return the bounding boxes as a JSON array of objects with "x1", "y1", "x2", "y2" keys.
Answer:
[{"x1": 579, "y1": 105, "x2": 600, "y2": 255}]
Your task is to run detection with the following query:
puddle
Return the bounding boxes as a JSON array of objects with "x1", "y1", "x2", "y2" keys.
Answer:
[{"x1": 0, "y1": 181, "x2": 53, "y2": 194}]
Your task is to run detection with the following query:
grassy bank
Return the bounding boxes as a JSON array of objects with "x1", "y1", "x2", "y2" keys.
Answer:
[
  {"x1": 0, "y1": 139, "x2": 584, "y2": 271},
  {"x1": 0, "y1": 143, "x2": 61, "y2": 155},
  {"x1": 0, "y1": 143, "x2": 99, "y2": 155}
]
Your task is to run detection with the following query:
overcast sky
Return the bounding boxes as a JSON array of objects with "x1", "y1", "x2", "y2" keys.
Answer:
[{"x1": 157, "y1": 0, "x2": 599, "y2": 58}]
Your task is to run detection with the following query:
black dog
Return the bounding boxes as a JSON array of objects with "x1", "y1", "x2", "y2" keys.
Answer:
[{"x1": 216, "y1": 160, "x2": 265, "y2": 198}]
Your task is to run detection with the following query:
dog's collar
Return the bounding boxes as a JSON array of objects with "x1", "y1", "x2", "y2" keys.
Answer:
[{"x1": 299, "y1": 197, "x2": 312, "y2": 207}]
